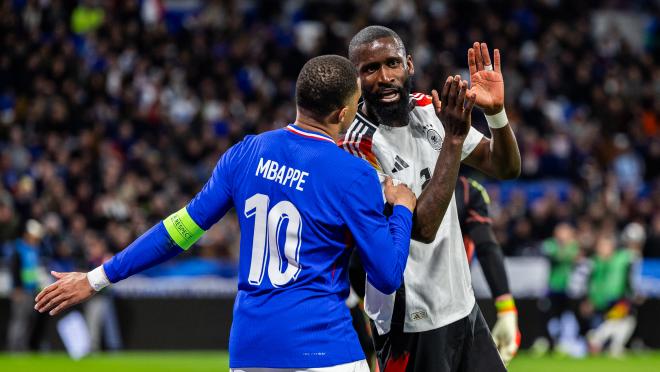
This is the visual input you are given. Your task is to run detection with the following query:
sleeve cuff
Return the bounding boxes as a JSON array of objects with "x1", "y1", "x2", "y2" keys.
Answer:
[{"x1": 87, "y1": 265, "x2": 111, "y2": 291}]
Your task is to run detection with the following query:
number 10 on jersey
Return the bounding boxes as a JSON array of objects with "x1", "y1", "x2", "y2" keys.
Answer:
[{"x1": 244, "y1": 193, "x2": 303, "y2": 287}]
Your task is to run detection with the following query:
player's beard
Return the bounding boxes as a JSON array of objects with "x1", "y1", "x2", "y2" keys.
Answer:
[{"x1": 362, "y1": 77, "x2": 412, "y2": 127}]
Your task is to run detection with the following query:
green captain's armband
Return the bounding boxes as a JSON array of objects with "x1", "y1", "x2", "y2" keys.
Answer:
[{"x1": 163, "y1": 207, "x2": 205, "y2": 250}]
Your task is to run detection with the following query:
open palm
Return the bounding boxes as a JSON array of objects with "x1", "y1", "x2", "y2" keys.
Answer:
[{"x1": 468, "y1": 42, "x2": 504, "y2": 115}]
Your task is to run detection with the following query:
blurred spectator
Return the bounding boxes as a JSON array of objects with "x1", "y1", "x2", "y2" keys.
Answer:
[
  {"x1": 82, "y1": 231, "x2": 122, "y2": 352},
  {"x1": 585, "y1": 232, "x2": 640, "y2": 356},
  {"x1": 644, "y1": 213, "x2": 660, "y2": 258},
  {"x1": 7, "y1": 219, "x2": 47, "y2": 351},
  {"x1": 542, "y1": 222, "x2": 580, "y2": 350}
]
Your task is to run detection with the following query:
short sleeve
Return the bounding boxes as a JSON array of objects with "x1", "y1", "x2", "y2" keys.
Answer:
[{"x1": 461, "y1": 126, "x2": 484, "y2": 160}]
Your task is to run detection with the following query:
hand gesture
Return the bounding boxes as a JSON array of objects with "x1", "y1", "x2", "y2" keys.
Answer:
[
  {"x1": 468, "y1": 42, "x2": 504, "y2": 115},
  {"x1": 432, "y1": 75, "x2": 477, "y2": 145},
  {"x1": 491, "y1": 311, "x2": 520, "y2": 365},
  {"x1": 384, "y1": 177, "x2": 416, "y2": 213},
  {"x1": 34, "y1": 271, "x2": 96, "y2": 316}
]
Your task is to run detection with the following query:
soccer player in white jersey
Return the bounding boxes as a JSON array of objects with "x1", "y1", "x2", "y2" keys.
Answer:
[{"x1": 341, "y1": 26, "x2": 521, "y2": 371}]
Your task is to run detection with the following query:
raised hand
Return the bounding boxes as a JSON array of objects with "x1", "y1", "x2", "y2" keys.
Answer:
[
  {"x1": 34, "y1": 271, "x2": 96, "y2": 316},
  {"x1": 468, "y1": 42, "x2": 504, "y2": 115},
  {"x1": 432, "y1": 75, "x2": 477, "y2": 145}
]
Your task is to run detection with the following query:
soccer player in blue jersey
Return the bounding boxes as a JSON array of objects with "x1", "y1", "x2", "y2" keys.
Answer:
[{"x1": 34, "y1": 55, "x2": 418, "y2": 371}]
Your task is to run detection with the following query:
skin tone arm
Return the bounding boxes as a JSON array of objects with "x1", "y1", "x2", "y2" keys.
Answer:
[
  {"x1": 412, "y1": 75, "x2": 476, "y2": 243},
  {"x1": 462, "y1": 42, "x2": 521, "y2": 180}
]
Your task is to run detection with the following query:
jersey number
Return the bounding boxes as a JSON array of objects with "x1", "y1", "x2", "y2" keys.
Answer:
[{"x1": 245, "y1": 193, "x2": 302, "y2": 287}]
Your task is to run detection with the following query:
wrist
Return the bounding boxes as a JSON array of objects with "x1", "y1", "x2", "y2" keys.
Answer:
[
  {"x1": 495, "y1": 296, "x2": 517, "y2": 315},
  {"x1": 87, "y1": 265, "x2": 111, "y2": 292},
  {"x1": 442, "y1": 137, "x2": 465, "y2": 149},
  {"x1": 483, "y1": 105, "x2": 504, "y2": 116},
  {"x1": 485, "y1": 107, "x2": 508, "y2": 129}
]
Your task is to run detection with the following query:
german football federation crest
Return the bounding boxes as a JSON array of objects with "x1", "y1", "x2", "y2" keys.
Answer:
[{"x1": 426, "y1": 128, "x2": 442, "y2": 150}]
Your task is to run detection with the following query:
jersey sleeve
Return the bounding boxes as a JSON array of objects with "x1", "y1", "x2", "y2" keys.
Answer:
[
  {"x1": 336, "y1": 168, "x2": 412, "y2": 295},
  {"x1": 461, "y1": 126, "x2": 484, "y2": 160},
  {"x1": 103, "y1": 144, "x2": 239, "y2": 283},
  {"x1": 180, "y1": 143, "x2": 237, "y2": 232}
]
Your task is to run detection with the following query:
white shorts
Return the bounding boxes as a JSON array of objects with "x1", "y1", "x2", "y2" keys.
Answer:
[{"x1": 230, "y1": 359, "x2": 369, "y2": 372}]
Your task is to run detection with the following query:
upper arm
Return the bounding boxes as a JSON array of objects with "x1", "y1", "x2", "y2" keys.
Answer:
[
  {"x1": 165, "y1": 144, "x2": 238, "y2": 250},
  {"x1": 185, "y1": 145, "x2": 237, "y2": 230},
  {"x1": 462, "y1": 137, "x2": 498, "y2": 178}
]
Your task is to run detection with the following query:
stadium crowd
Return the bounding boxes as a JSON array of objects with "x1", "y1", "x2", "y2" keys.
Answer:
[{"x1": 0, "y1": 0, "x2": 658, "y2": 353}]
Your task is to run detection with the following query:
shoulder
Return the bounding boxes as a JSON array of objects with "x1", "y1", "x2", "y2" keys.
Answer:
[
  {"x1": 333, "y1": 144, "x2": 377, "y2": 175},
  {"x1": 409, "y1": 92, "x2": 440, "y2": 124},
  {"x1": 339, "y1": 114, "x2": 381, "y2": 170},
  {"x1": 410, "y1": 92, "x2": 433, "y2": 107}
]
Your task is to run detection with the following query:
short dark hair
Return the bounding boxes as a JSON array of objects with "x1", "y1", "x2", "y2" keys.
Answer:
[
  {"x1": 348, "y1": 25, "x2": 406, "y2": 64},
  {"x1": 295, "y1": 55, "x2": 358, "y2": 120}
]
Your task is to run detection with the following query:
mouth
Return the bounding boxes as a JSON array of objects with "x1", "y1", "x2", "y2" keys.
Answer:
[{"x1": 378, "y1": 88, "x2": 400, "y2": 103}]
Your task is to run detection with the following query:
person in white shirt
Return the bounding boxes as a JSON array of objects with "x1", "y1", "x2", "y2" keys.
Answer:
[{"x1": 340, "y1": 25, "x2": 521, "y2": 371}]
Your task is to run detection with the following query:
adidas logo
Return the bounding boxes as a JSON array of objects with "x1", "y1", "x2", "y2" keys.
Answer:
[{"x1": 391, "y1": 155, "x2": 409, "y2": 173}]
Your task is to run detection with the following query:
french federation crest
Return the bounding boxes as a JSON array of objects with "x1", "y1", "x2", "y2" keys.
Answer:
[{"x1": 426, "y1": 128, "x2": 442, "y2": 150}]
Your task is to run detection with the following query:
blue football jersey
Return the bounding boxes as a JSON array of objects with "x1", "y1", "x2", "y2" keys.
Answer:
[{"x1": 104, "y1": 124, "x2": 412, "y2": 368}]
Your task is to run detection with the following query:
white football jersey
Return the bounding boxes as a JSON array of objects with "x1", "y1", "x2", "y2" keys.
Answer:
[{"x1": 340, "y1": 93, "x2": 484, "y2": 334}]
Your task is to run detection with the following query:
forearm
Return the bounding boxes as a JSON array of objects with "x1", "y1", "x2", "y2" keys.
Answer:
[
  {"x1": 361, "y1": 205, "x2": 413, "y2": 294},
  {"x1": 411, "y1": 141, "x2": 463, "y2": 243},
  {"x1": 103, "y1": 222, "x2": 182, "y2": 283},
  {"x1": 487, "y1": 121, "x2": 521, "y2": 179},
  {"x1": 476, "y1": 240, "x2": 511, "y2": 298}
]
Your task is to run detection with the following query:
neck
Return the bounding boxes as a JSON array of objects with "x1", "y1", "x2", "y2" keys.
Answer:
[
  {"x1": 361, "y1": 102, "x2": 409, "y2": 128},
  {"x1": 294, "y1": 114, "x2": 337, "y2": 141}
]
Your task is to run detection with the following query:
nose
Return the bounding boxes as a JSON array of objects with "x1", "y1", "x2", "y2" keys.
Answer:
[{"x1": 376, "y1": 66, "x2": 395, "y2": 85}]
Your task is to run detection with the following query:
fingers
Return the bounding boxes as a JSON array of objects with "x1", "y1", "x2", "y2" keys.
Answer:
[
  {"x1": 35, "y1": 282, "x2": 58, "y2": 303},
  {"x1": 467, "y1": 48, "x2": 477, "y2": 75},
  {"x1": 431, "y1": 89, "x2": 442, "y2": 113},
  {"x1": 49, "y1": 298, "x2": 74, "y2": 316},
  {"x1": 384, "y1": 176, "x2": 393, "y2": 189},
  {"x1": 456, "y1": 80, "x2": 467, "y2": 108},
  {"x1": 40, "y1": 291, "x2": 71, "y2": 315},
  {"x1": 473, "y1": 42, "x2": 483, "y2": 70},
  {"x1": 35, "y1": 285, "x2": 62, "y2": 312},
  {"x1": 440, "y1": 76, "x2": 452, "y2": 109},
  {"x1": 480, "y1": 42, "x2": 492, "y2": 67},
  {"x1": 51, "y1": 270, "x2": 65, "y2": 279},
  {"x1": 494, "y1": 49, "x2": 501, "y2": 73},
  {"x1": 447, "y1": 75, "x2": 460, "y2": 108},
  {"x1": 463, "y1": 92, "x2": 477, "y2": 122}
]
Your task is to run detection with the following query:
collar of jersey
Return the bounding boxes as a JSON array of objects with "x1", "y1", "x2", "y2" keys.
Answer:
[{"x1": 285, "y1": 124, "x2": 335, "y2": 144}]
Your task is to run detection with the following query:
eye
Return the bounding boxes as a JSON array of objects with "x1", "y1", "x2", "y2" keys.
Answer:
[
  {"x1": 387, "y1": 59, "x2": 401, "y2": 68},
  {"x1": 363, "y1": 64, "x2": 378, "y2": 74}
]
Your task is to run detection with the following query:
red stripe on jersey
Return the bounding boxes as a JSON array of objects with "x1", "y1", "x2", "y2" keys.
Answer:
[
  {"x1": 411, "y1": 92, "x2": 432, "y2": 107},
  {"x1": 359, "y1": 136, "x2": 380, "y2": 169},
  {"x1": 340, "y1": 122, "x2": 381, "y2": 170},
  {"x1": 285, "y1": 126, "x2": 335, "y2": 144}
]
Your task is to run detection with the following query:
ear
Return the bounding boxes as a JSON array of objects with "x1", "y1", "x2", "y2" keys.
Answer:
[
  {"x1": 337, "y1": 106, "x2": 349, "y2": 125},
  {"x1": 406, "y1": 55, "x2": 415, "y2": 76}
]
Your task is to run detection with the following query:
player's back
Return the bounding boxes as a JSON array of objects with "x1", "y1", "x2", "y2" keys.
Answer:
[{"x1": 226, "y1": 124, "x2": 375, "y2": 368}]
